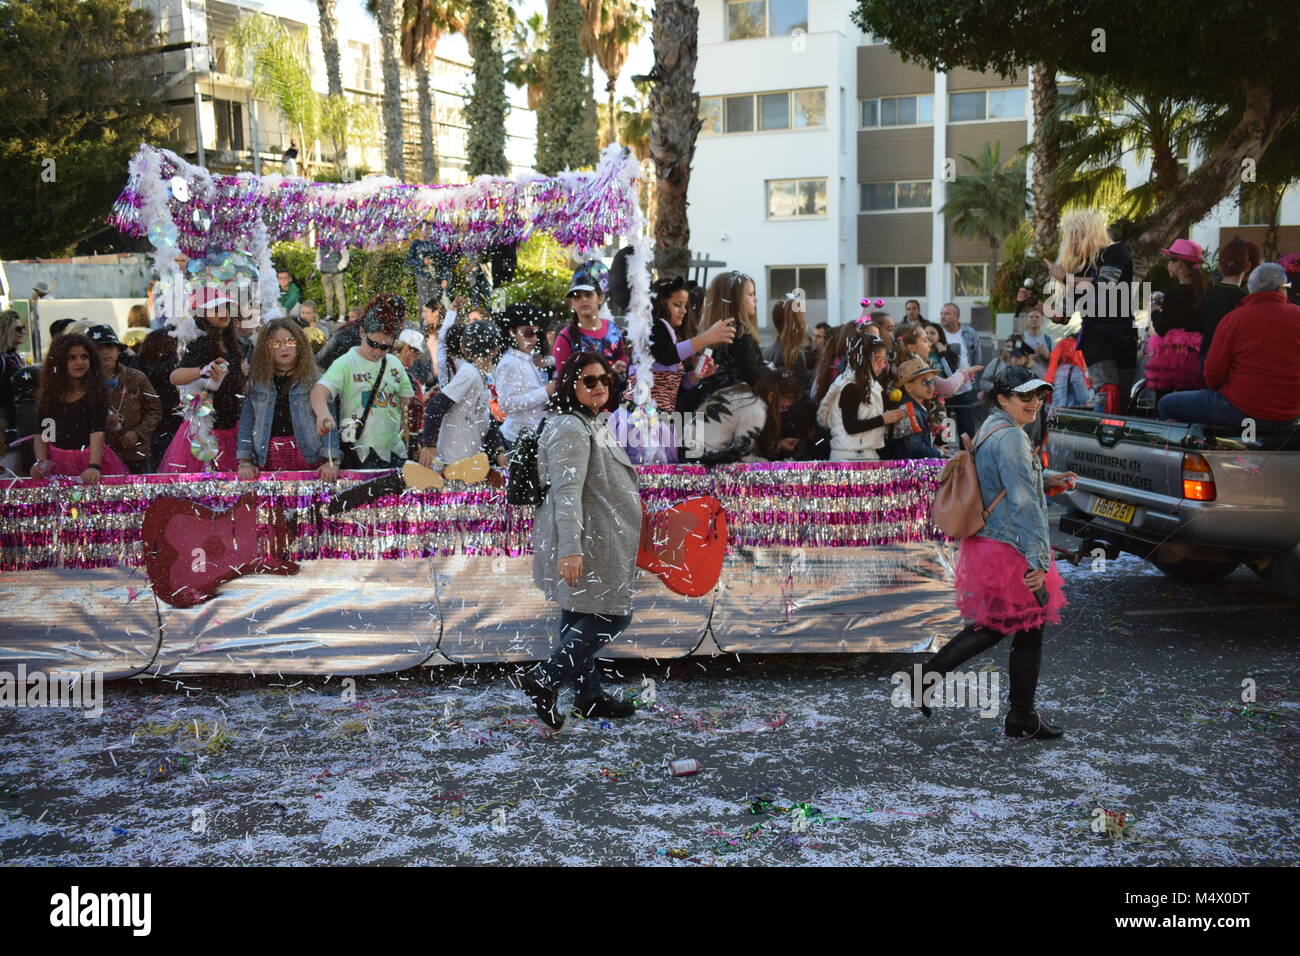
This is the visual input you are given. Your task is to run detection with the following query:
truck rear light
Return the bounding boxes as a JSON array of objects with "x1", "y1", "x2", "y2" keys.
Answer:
[{"x1": 1182, "y1": 453, "x2": 1216, "y2": 501}]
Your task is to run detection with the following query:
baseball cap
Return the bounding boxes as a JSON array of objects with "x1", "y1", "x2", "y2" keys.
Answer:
[
  {"x1": 397, "y1": 329, "x2": 425, "y2": 352},
  {"x1": 992, "y1": 364, "x2": 1052, "y2": 397},
  {"x1": 86, "y1": 324, "x2": 123, "y2": 348}
]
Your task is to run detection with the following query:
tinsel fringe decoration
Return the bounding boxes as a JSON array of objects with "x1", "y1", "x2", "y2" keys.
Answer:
[{"x1": 0, "y1": 461, "x2": 946, "y2": 573}]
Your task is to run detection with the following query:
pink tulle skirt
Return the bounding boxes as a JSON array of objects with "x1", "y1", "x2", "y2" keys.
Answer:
[
  {"x1": 47, "y1": 446, "x2": 128, "y2": 477},
  {"x1": 159, "y1": 422, "x2": 239, "y2": 473},
  {"x1": 1144, "y1": 329, "x2": 1204, "y2": 391},
  {"x1": 264, "y1": 436, "x2": 312, "y2": 472},
  {"x1": 954, "y1": 535, "x2": 1067, "y2": 635}
]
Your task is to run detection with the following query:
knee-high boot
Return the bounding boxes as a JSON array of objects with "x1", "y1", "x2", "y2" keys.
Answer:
[
  {"x1": 917, "y1": 624, "x2": 1004, "y2": 716},
  {"x1": 1005, "y1": 627, "x2": 1063, "y2": 739}
]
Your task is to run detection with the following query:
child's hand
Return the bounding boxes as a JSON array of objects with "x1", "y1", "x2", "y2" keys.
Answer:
[
  {"x1": 318, "y1": 461, "x2": 339, "y2": 482},
  {"x1": 316, "y1": 414, "x2": 336, "y2": 437},
  {"x1": 883, "y1": 408, "x2": 905, "y2": 425},
  {"x1": 238, "y1": 461, "x2": 259, "y2": 481},
  {"x1": 80, "y1": 467, "x2": 101, "y2": 486},
  {"x1": 418, "y1": 446, "x2": 439, "y2": 469}
]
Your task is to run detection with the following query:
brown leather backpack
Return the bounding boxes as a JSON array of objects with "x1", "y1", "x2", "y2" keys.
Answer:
[{"x1": 930, "y1": 424, "x2": 1012, "y2": 538}]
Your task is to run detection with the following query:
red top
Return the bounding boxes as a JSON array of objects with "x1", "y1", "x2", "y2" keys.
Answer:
[{"x1": 1203, "y1": 291, "x2": 1300, "y2": 422}]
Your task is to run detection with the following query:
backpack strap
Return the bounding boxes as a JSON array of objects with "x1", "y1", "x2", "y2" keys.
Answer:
[{"x1": 970, "y1": 422, "x2": 1014, "y2": 519}]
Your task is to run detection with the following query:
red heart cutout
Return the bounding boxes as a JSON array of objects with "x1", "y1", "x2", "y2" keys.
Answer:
[{"x1": 637, "y1": 495, "x2": 728, "y2": 597}]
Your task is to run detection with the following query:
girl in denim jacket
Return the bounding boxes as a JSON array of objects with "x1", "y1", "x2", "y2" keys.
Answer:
[
  {"x1": 914, "y1": 365, "x2": 1078, "y2": 740},
  {"x1": 237, "y1": 319, "x2": 340, "y2": 480}
]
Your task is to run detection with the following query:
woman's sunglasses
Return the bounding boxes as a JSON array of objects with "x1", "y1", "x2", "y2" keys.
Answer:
[
  {"x1": 1011, "y1": 390, "x2": 1050, "y2": 403},
  {"x1": 579, "y1": 373, "x2": 613, "y2": 390}
]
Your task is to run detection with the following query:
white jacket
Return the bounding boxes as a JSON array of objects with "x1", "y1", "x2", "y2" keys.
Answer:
[
  {"x1": 819, "y1": 370, "x2": 885, "y2": 455},
  {"x1": 495, "y1": 347, "x2": 549, "y2": 442}
]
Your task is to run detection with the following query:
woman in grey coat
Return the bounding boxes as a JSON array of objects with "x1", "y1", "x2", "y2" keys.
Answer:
[{"x1": 519, "y1": 351, "x2": 643, "y2": 729}]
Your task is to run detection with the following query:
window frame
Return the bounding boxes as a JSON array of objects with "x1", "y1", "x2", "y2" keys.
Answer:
[
  {"x1": 866, "y1": 265, "x2": 928, "y2": 299},
  {"x1": 952, "y1": 263, "x2": 991, "y2": 297},
  {"x1": 699, "y1": 87, "x2": 827, "y2": 136},
  {"x1": 947, "y1": 88, "x2": 1027, "y2": 125},
  {"x1": 725, "y1": 0, "x2": 809, "y2": 42},
  {"x1": 859, "y1": 94, "x2": 934, "y2": 130},
  {"x1": 859, "y1": 179, "x2": 933, "y2": 213},
  {"x1": 766, "y1": 177, "x2": 830, "y2": 220}
]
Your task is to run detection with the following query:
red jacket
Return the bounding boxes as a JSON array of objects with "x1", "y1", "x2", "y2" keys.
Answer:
[{"x1": 1202, "y1": 291, "x2": 1300, "y2": 422}]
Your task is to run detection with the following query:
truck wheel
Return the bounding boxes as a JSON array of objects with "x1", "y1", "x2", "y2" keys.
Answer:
[{"x1": 1150, "y1": 556, "x2": 1240, "y2": 583}]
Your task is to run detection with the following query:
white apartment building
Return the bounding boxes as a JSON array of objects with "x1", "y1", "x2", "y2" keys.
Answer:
[{"x1": 691, "y1": 0, "x2": 1299, "y2": 337}]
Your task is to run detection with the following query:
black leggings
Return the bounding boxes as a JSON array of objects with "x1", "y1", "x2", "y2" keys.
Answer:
[
  {"x1": 533, "y1": 610, "x2": 632, "y2": 703},
  {"x1": 927, "y1": 623, "x2": 1045, "y2": 716}
]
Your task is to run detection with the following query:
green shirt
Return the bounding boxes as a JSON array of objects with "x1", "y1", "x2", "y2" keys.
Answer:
[
  {"x1": 318, "y1": 348, "x2": 414, "y2": 462},
  {"x1": 279, "y1": 283, "x2": 302, "y2": 311}
]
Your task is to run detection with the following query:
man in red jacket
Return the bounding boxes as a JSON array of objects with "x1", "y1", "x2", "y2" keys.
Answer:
[{"x1": 1158, "y1": 263, "x2": 1300, "y2": 426}]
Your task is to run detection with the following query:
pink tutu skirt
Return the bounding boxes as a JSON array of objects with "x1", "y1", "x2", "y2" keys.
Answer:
[
  {"x1": 159, "y1": 422, "x2": 239, "y2": 473},
  {"x1": 264, "y1": 436, "x2": 312, "y2": 472},
  {"x1": 954, "y1": 535, "x2": 1067, "y2": 635},
  {"x1": 1144, "y1": 329, "x2": 1204, "y2": 391},
  {"x1": 47, "y1": 445, "x2": 128, "y2": 477}
]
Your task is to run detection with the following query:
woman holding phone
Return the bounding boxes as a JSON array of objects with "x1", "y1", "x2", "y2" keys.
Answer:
[
  {"x1": 519, "y1": 352, "x2": 642, "y2": 730},
  {"x1": 914, "y1": 365, "x2": 1076, "y2": 740}
]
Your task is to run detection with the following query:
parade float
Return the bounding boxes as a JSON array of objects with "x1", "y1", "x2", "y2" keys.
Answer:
[{"x1": 0, "y1": 145, "x2": 958, "y2": 679}]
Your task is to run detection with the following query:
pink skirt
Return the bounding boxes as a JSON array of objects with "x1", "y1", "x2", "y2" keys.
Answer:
[
  {"x1": 1144, "y1": 329, "x2": 1204, "y2": 391},
  {"x1": 954, "y1": 535, "x2": 1067, "y2": 635},
  {"x1": 160, "y1": 422, "x2": 239, "y2": 473},
  {"x1": 47, "y1": 445, "x2": 128, "y2": 477},
  {"x1": 264, "y1": 436, "x2": 312, "y2": 472}
]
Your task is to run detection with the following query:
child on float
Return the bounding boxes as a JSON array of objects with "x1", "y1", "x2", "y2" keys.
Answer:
[
  {"x1": 818, "y1": 327, "x2": 905, "y2": 462},
  {"x1": 418, "y1": 319, "x2": 509, "y2": 468},
  {"x1": 159, "y1": 289, "x2": 247, "y2": 473},
  {"x1": 236, "y1": 318, "x2": 340, "y2": 479},
  {"x1": 882, "y1": 356, "x2": 947, "y2": 460},
  {"x1": 29, "y1": 333, "x2": 129, "y2": 482}
]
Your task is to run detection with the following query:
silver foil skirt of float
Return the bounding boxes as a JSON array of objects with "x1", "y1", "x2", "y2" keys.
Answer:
[{"x1": 0, "y1": 543, "x2": 958, "y2": 677}]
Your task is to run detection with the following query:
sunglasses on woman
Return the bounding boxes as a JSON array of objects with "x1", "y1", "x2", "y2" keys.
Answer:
[
  {"x1": 579, "y1": 373, "x2": 613, "y2": 390},
  {"x1": 1011, "y1": 390, "x2": 1049, "y2": 403}
]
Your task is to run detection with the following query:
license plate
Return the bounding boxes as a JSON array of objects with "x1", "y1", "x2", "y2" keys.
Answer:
[{"x1": 1092, "y1": 497, "x2": 1136, "y2": 524}]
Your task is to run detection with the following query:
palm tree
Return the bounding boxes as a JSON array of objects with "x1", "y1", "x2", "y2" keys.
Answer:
[
  {"x1": 316, "y1": 0, "x2": 344, "y2": 97},
  {"x1": 402, "y1": 0, "x2": 468, "y2": 184},
  {"x1": 504, "y1": 11, "x2": 547, "y2": 111},
  {"x1": 228, "y1": 13, "x2": 322, "y2": 174},
  {"x1": 367, "y1": 0, "x2": 407, "y2": 179},
  {"x1": 941, "y1": 141, "x2": 1028, "y2": 293},
  {"x1": 1044, "y1": 81, "x2": 1203, "y2": 227},
  {"x1": 464, "y1": 0, "x2": 509, "y2": 176},
  {"x1": 648, "y1": 0, "x2": 699, "y2": 278},
  {"x1": 1029, "y1": 63, "x2": 1060, "y2": 258},
  {"x1": 593, "y1": 1, "x2": 647, "y2": 145}
]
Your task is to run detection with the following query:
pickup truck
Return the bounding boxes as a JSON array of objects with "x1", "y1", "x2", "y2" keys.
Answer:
[{"x1": 1044, "y1": 407, "x2": 1300, "y2": 597}]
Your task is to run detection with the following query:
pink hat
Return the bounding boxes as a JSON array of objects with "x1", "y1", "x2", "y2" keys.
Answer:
[{"x1": 1160, "y1": 238, "x2": 1204, "y2": 265}]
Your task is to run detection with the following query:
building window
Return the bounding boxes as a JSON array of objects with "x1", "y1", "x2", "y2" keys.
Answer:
[
  {"x1": 700, "y1": 88, "x2": 826, "y2": 135},
  {"x1": 953, "y1": 264, "x2": 989, "y2": 296},
  {"x1": 727, "y1": 0, "x2": 808, "y2": 41},
  {"x1": 859, "y1": 94, "x2": 933, "y2": 128},
  {"x1": 860, "y1": 180, "x2": 932, "y2": 211},
  {"x1": 1240, "y1": 185, "x2": 1279, "y2": 226},
  {"x1": 867, "y1": 266, "x2": 927, "y2": 298},
  {"x1": 213, "y1": 98, "x2": 244, "y2": 152},
  {"x1": 949, "y1": 88, "x2": 1026, "y2": 122},
  {"x1": 767, "y1": 178, "x2": 828, "y2": 219},
  {"x1": 768, "y1": 265, "x2": 828, "y2": 324}
]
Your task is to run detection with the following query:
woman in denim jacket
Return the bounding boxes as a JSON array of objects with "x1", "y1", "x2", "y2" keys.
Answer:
[
  {"x1": 237, "y1": 319, "x2": 340, "y2": 480},
  {"x1": 917, "y1": 365, "x2": 1078, "y2": 739}
]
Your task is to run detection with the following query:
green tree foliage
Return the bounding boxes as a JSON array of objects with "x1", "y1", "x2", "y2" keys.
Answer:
[
  {"x1": 466, "y1": 0, "x2": 510, "y2": 177},
  {"x1": 0, "y1": 0, "x2": 174, "y2": 257},
  {"x1": 852, "y1": 0, "x2": 1300, "y2": 275},
  {"x1": 941, "y1": 142, "x2": 1028, "y2": 293},
  {"x1": 536, "y1": 0, "x2": 598, "y2": 174}
]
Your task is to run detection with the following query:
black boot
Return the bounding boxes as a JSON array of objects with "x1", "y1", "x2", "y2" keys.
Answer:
[
  {"x1": 573, "y1": 693, "x2": 635, "y2": 719},
  {"x1": 517, "y1": 674, "x2": 565, "y2": 730},
  {"x1": 1004, "y1": 627, "x2": 1063, "y2": 739},
  {"x1": 917, "y1": 624, "x2": 1003, "y2": 717}
]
